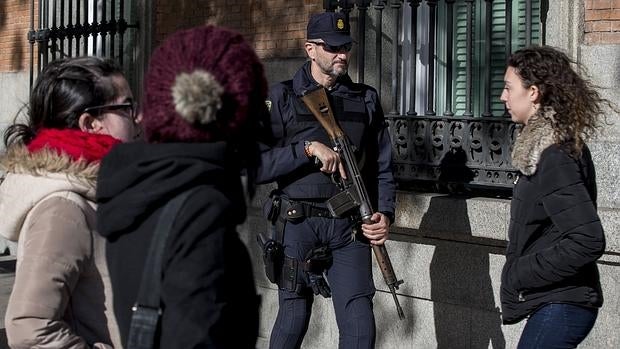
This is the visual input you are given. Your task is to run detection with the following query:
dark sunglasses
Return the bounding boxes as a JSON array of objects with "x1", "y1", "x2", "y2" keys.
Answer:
[
  {"x1": 311, "y1": 41, "x2": 353, "y2": 53},
  {"x1": 83, "y1": 102, "x2": 138, "y2": 121}
]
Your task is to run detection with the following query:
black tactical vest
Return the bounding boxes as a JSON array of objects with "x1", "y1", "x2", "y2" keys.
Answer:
[{"x1": 276, "y1": 81, "x2": 376, "y2": 200}]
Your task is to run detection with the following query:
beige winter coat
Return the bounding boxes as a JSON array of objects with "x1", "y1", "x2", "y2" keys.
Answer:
[{"x1": 0, "y1": 146, "x2": 121, "y2": 349}]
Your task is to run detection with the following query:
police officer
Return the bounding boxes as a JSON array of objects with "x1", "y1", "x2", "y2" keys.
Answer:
[{"x1": 257, "y1": 12, "x2": 396, "y2": 349}]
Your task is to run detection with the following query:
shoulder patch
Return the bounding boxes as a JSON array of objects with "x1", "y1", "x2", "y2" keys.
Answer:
[{"x1": 265, "y1": 100, "x2": 272, "y2": 112}]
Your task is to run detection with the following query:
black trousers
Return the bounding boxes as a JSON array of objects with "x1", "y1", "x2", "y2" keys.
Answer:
[{"x1": 269, "y1": 215, "x2": 376, "y2": 349}]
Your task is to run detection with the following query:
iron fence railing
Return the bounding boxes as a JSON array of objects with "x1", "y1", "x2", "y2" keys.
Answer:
[
  {"x1": 325, "y1": 0, "x2": 548, "y2": 193},
  {"x1": 27, "y1": 0, "x2": 139, "y2": 90}
]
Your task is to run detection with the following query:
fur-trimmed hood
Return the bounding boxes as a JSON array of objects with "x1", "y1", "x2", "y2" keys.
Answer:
[
  {"x1": 0, "y1": 145, "x2": 99, "y2": 241},
  {"x1": 511, "y1": 107, "x2": 558, "y2": 176}
]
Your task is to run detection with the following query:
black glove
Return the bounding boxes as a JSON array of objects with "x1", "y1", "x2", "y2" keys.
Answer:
[
  {"x1": 308, "y1": 272, "x2": 331, "y2": 298},
  {"x1": 303, "y1": 246, "x2": 332, "y2": 298}
]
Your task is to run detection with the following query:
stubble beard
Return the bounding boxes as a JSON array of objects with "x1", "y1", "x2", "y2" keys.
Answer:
[
  {"x1": 330, "y1": 64, "x2": 348, "y2": 78},
  {"x1": 318, "y1": 58, "x2": 348, "y2": 79}
]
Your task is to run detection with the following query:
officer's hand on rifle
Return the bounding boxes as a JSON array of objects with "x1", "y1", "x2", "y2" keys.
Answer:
[
  {"x1": 361, "y1": 212, "x2": 390, "y2": 245},
  {"x1": 305, "y1": 141, "x2": 347, "y2": 179}
]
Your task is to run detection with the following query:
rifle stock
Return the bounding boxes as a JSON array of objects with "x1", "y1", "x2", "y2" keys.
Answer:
[
  {"x1": 301, "y1": 87, "x2": 405, "y2": 320},
  {"x1": 299, "y1": 87, "x2": 343, "y2": 139}
]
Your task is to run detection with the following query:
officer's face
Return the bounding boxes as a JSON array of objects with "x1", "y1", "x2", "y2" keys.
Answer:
[{"x1": 307, "y1": 41, "x2": 351, "y2": 78}]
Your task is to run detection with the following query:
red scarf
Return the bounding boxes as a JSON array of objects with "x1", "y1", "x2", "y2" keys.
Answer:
[{"x1": 27, "y1": 128, "x2": 121, "y2": 163}]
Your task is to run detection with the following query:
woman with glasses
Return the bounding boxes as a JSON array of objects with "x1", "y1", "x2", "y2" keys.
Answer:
[{"x1": 0, "y1": 56, "x2": 140, "y2": 348}]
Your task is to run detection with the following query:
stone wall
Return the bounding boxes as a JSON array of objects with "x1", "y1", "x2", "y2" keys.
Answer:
[
  {"x1": 0, "y1": 1, "x2": 32, "y2": 254},
  {"x1": 0, "y1": 71, "x2": 29, "y2": 152},
  {"x1": 0, "y1": 70, "x2": 27, "y2": 254},
  {"x1": 239, "y1": 189, "x2": 619, "y2": 348},
  {"x1": 0, "y1": 0, "x2": 33, "y2": 153}
]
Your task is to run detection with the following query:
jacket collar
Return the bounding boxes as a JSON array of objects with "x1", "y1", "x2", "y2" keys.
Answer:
[
  {"x1": 1, "y1": 144, "x2": 100, "y2": 185},
  {"x1": 96, "y1": 141, "x2": 247, "y2": 238},
  {"x1": 292, "y1": 61, "x2": 360, "y2": 97},
  {"x1": 0, "y1": 145, "x2": 99, "y2": 242},
  {"x1": 511, "y1": 107, "x2": 558, "y2": 176}
]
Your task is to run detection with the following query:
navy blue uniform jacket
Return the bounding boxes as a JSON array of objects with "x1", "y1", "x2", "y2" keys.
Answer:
[{"x1": 256, "y1": 62, "x2": 395, "y2": 218}]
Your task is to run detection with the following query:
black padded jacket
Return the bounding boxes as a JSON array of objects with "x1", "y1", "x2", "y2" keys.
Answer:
[
  {"x1": 96, "y1": 142, "x2": 260, "y2": 348},
  {"x1": 500, "y1": 142, "x2": 605, "y2": 324}
]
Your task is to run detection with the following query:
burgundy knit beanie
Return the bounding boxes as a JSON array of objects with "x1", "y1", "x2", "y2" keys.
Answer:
[{"x1": 143, "y1": 25, "x2": 268, "y2": 143}]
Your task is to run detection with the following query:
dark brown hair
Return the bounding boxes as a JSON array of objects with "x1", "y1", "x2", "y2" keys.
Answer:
[
  {"x1": 4, "y1": 57, "x2": 122, "y2": 147},
  {"x1": 508, "y1": 45, "x2": 614, "y2": 154}
]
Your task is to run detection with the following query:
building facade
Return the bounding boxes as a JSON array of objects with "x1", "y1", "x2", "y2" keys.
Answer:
[{"x1": 1, "y1": 1, "x2": 619, "y2": 347}]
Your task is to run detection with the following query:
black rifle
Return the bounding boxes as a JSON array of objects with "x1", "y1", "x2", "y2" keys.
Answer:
[{"x1": 301, "y1": 87, "x2": 405, "y2": 320}]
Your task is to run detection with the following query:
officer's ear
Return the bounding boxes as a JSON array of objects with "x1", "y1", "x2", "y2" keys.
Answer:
[{"x1": 305, "y1": 42, "x2": 317, "y2": 60}]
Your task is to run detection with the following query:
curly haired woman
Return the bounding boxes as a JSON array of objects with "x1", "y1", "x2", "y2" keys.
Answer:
[
  {"x1": 0, "y1": 57, "x2": 140, "y2": 348},
  {"x1": 500, "y1": 45, "x2": 614, "y2": 348}
]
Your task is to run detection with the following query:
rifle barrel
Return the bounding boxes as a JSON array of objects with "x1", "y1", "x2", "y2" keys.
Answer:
[{"x1": 389, "y1": 285, "x2": 406, "y2": 320}]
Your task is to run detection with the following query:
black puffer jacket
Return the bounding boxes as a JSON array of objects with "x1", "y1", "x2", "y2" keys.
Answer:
[
  {"x1": 500, "y1": 111, "x2": 605, "y2": 324},
  {"x1": 96, "y1": 141, "x2": 259, "y2": 348}
]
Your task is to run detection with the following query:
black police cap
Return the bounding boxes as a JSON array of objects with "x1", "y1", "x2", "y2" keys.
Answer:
[{"x1": 307, "y1": 12, "x2": 352, "y2": 46}]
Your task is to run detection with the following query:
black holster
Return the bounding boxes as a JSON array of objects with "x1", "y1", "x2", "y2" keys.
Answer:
[
  {"x1": 259, "y1": 191, "x2": 335, "y2": 293},
  {"x1": 257, "y1": 233, "x2": 283, "y2": 284},
  {"x1": 258, "y1": 190, "x2": 286, "y2": 285}
]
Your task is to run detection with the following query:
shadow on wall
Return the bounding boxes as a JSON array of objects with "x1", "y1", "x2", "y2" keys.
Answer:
[
  {"x1": 0, "y1": 329, "x2": 7, "y2": 349},
  {"x1": 438, "y1": 147, "x2": 475, "y2": 193},
  {"x1": 419, "y1": 195, "x2": 506, "y2": 349}
]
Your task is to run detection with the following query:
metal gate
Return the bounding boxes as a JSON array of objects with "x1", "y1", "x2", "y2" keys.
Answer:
[{"x1": 27, "y1": 0, "x2": 139, "y2": 90}]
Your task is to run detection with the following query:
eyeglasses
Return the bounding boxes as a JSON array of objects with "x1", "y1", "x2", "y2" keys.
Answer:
[
  {"x1": 83, "y1": 102, "x2": 138, "y2": 122},
  {"x1": 310, "y1": 41, "x2": 353, "y2": 53}
]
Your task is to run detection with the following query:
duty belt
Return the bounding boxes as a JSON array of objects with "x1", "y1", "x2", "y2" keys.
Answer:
[{"x1": 284, "y1": 200, "x2": 333, "y2": 220}]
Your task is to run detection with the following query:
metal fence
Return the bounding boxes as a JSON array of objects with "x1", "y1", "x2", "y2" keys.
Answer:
[
  {"x1": 325, "y1": 0, "x2": 548, "y2": 193},
  {"x1": 27, "y1": 0, "x2": 139, "y2": 90}
]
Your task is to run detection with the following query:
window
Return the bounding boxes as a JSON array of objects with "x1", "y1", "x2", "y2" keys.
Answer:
[{"x1": 399, "y1": 0, "x2": 542, "y2": 117}]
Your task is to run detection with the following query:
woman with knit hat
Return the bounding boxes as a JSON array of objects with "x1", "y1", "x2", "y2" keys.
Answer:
[
  {"x1": 0, "y1": 56, "x2": 140, "y2": 348},
  {"x1": 96, "y1": 25, "x2": 267, "y2": 348}
]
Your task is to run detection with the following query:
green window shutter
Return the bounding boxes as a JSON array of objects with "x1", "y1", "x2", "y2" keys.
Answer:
[
  {"x1": 439, "y1": 0, "x2": 540, "y2": 118},
  {"x1": 490, "y1": 0, "x2": 511, "y2": 117},
  {"x1": 452, "y1": 1, "x2": 473, "y2": 117}
]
